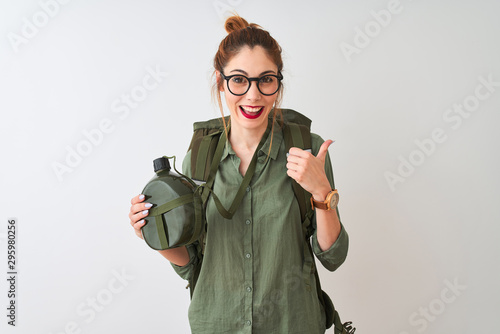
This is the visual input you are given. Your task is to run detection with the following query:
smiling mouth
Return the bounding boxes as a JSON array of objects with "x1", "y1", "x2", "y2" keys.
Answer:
[{"x1": 239, "y1": 106, "x2": 264, "y2": 119}]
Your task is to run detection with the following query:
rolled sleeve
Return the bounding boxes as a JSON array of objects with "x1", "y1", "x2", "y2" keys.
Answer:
[
  {"x1": 312, "y1": 222, "x2": 349, "y2": 272},
  {"x1": 170, "y1": 243, "x2": 200, "y2": 281}
]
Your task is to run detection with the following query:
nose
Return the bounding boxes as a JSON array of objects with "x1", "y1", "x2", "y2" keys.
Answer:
[{"x1": 245, "y1": 81, "x2": 261, "y2": 101}]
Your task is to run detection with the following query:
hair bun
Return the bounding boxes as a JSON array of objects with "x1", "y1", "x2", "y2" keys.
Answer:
[{"x1": 225, "y1": 15, "x2": 258, "y2": 34}]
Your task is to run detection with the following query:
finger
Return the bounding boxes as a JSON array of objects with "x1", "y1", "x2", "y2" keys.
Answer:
[
  {"x1": 316, "y1": 140, "x2": 333, "y2": 161},
  {"x1": 129, "y1": 209, "x2": 150, "y2": 225},
  {"x1": 131, "y1": 194, "x2": 146, "y2": 205},
  {"x1": 286, "y1": 153, "x2": 303, "y2": 165},
  {"x1": 286, "y1": 168, "x2": 297, "y2": 180},
  {"x1": 286, "y1": 161, "x2": 305, "y2": 174},
  {"x1": 133, "y1": 219, "x2": 146, "y2": 231},
  {"x1": 133, "y1": 220, "x2": 145, "y2": 239},
  {"x1": 288, "y1": 147, "x2": 312, "y2": 158},
  {"x1": 287, "y1": 168, "x2": 304, "y2": 183},
  {"x1": 129, "y1": 202, "x2": 153, "y2": 215}
]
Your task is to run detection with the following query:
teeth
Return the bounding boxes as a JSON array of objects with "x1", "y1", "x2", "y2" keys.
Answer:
[{"x1": 241, "y1": 106, "x2": 262, "y2": 113}]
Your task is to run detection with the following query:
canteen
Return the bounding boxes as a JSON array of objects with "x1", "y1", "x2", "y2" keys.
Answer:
[{"x1": 141, "y1": 156, "x2": 204, "y2": 250}]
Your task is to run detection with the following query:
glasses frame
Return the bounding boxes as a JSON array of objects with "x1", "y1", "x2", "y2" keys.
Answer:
[{"x1": 220, "y1": 72, "x2": 283, "y2": 96}]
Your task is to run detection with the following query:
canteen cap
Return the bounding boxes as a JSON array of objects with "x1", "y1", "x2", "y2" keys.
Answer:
[{"x1": 153, "y1": 157, "x2": 171, "y2": 173}]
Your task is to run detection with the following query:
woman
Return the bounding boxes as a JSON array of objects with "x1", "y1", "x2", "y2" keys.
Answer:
[{"x1": 129, "y1": 15, "x2": 349, "y2": 333}]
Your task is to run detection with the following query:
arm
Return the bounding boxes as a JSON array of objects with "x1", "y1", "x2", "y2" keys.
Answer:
[
  {"x1": 287, "y1": 139, "x2": 340, "y2": 250},
  {"x1": 286, "y1": 135, "x2": 349, "y2": 271},
  {"x1": 311, "y1": 188, "x2": 342, "y2": 251}
]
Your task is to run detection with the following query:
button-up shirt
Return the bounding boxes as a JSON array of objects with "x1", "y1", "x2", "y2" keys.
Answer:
[{"x1": 172, "y1": 120, "x2": 349, "y2": 333}]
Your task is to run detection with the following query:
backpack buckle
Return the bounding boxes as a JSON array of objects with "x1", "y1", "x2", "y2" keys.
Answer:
[{"x1": 343, "y1": 321, "x2": 356, "y2": 333}]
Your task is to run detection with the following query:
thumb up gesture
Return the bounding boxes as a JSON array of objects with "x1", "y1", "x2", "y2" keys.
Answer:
[{"x1": 286, "y1": 140, "x2": 334, "y2": 200}]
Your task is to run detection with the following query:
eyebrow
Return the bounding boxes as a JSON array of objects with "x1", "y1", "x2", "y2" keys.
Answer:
[{"x1": 229, "y1": 69, "x2": 276, "y2": 76}]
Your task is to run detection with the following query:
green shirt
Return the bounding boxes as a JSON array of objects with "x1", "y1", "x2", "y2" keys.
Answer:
[{"x1": 172, "y1": 120, "x2": 349, "y2": 334}]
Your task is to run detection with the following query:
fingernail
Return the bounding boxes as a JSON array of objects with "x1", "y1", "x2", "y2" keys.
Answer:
[
  {"x1": 145, "y1": 203, "x2": 153, "y2": 208},
  {"x1": 142, "y1": 210, "x2": 148, "y2": 215},
  {"x1": 139, "y1": 194, "x2": 145, "y2": 200},
  {"x1": 138, "y1": 219, "x2": 145, "y2": 224}
]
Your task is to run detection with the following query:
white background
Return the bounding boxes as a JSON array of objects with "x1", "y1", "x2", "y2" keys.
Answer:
[{"x1": 1, "y1": 0, "x2": 499, "y2": 333}]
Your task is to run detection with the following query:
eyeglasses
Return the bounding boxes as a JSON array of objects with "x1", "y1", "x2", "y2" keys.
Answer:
[{"x1": 220, "y1": 72, "x2": 283, "y2": 96}]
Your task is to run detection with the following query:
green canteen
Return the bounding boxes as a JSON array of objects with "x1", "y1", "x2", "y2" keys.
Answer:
[{"x1": 140, "y1": 157, "x2": 204, "y2": 250}]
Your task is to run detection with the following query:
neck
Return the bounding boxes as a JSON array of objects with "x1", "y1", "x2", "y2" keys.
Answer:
[{"x1": 229, "y1": 120, "x2": 268, "y2": 153}]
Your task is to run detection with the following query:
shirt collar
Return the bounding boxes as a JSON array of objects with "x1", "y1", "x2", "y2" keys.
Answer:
[
  {"x1": 259, "y1": 119, "x2": 283, "y2": 160},
  {"x1": 220, "y1": 119, "x2": 283, "y2": 161},
  {"x1": 220, "y1": 135, "x2": 235, "y2": 161}
]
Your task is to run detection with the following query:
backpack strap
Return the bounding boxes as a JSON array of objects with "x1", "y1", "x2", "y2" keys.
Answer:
[
  {"x1": 282, "y1": 122, "x2": 314, "y2": 237},
  {"x1": 190, "y1": 130, "x2": 223, "y2": 181},
  {"x1": 189, "y1": 117, "x2": 229, "y2": 181},
  {"x1": 282, "y1": 119, "x2": 355, "y2": 333}
]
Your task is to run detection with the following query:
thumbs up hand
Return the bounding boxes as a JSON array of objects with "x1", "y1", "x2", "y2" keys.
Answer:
[{"x1": 286, "y1": 140, "x2": 334, "y2": 200}]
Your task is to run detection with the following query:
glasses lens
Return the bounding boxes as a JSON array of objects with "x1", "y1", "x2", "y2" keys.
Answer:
[
  {"x1": 228, "y1": 75, "x2": 249, "y2": 95},
  {"x1": 258, "y1": 75, "x2": 279, "y2": 95}
]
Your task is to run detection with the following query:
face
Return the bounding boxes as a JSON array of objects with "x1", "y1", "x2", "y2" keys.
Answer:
[{"x1": 219, "y1": 45, "x2": 280, "y2": 134}]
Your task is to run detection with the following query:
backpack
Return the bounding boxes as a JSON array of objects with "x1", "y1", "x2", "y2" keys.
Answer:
[{"x1": 186, "y1": 109, "x2": 355, "y2": 334}]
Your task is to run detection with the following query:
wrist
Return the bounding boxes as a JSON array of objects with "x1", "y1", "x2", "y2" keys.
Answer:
[
  {"x1": 311, "y1": 188, "x2": 339, "y2": 211},
  {"x1": 312, "y1": 185, "x2": 332, "y2": 202}
]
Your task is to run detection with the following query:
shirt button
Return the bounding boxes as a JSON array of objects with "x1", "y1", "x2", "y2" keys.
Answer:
[
  {"x1": 246, "y1": 286, "x2": 252, "y2": 292},
  {"x1": 246, "y1": 320, "x2": 252, "y2": 326},
  {"x1": 245, "y1": 253, "x2": 251, "y2": 259},
  {"x1": 246, "y1": 186, "x2": 250, "y2": 192},
  {"x1": 245, "y1": 219, "x2": 251, "y2": 225}
]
